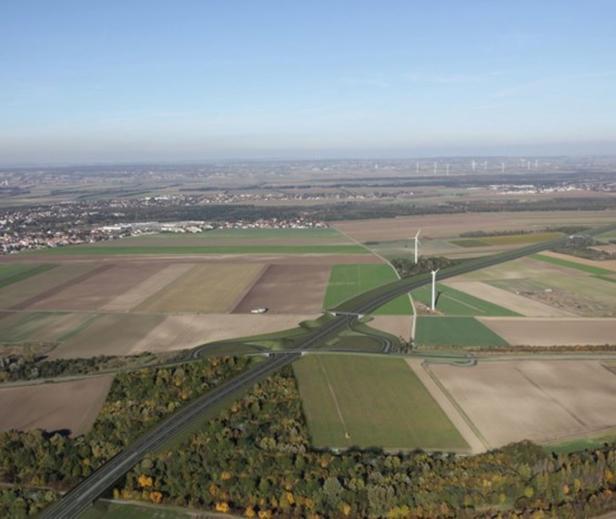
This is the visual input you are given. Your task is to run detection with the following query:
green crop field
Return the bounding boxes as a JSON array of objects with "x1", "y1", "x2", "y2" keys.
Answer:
[
  {"x1": 532, "y1": 253, "x2": 614, "y2": 275},
  {"x1": 36, "y1": 244, "x2": 367, "y2": 255},
  {"x1": 323, "y1": 264, "x2": 412, "y2": 315},
  {"x1": 415, "y1": 316, "x2": 508, "y2": 348},
  {"x1": 293, "y1": 354, "x2": 468, "y2": 451},
  {"x1": 411, "y1": 283, "x2": 519, "y2": 316},
  {"x1": 0, "y1": 263, "x2": 55, "y2": 289},
  {"x1": 451, "y1": 231, "x2": 561, "y2": 248}
]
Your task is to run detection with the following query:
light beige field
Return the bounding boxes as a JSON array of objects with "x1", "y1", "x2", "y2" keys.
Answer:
[
  {"x1": 406, "y1": 359, "x2": 485, "y2": 453},
  {"x1": 49, "y1": 314, "x2": 165, "y2": 358},
  {"x1": 543, "y1": 250, "x2": 616, "y2": 272},
  {"x1": 130, "y1": 313, "x2": 318, "y2": 353},
  {"x1": 431, "y1": 360, "x2": 616, "y2": 448},
  {"x1": 135, "y1": 263, "x2": 265, "y2": 313},
  {"x1": 233, "y1": 264, "x2": 331, "y2": 314},
  {"x1": 368, "y1": 315, "x2": 412, "y2": 341},
  {"x1": 28, "y1": 262, "x2": 168, "y2": 311},
  {"x1": 479, "y1": 317, "x2": 616, "y2": 346},
  {"x1": 0, "y1": 376, "x2": 113, "y2": 436},
  {"x1": 444, "y1": 280, "x2": 574, "y2": 317},
  {"x1": 101, "y1": 263, "x2": 193, "y2": 312},
  {"x1": 333, "y1": 210, "x2": 616, "y2": 242}
]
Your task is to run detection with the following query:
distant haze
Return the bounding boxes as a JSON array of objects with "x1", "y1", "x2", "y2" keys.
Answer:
[{"x1": 1, "y1": 1, "x2": 615, "y2": 165}]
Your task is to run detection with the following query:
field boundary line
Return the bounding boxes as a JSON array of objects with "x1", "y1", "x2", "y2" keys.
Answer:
[
  {"x1": 514, "y1": 366, "x2": 588, "y2": 427},
  {"x1": 420, "y1": 360, "x2": 490, "y2": 452},
  {"x1": 229, "y1": 263, "x2": 271, "y2": 313},
  {"x1": 317, "y1": 355, "x2": 351, "y2": 441}
]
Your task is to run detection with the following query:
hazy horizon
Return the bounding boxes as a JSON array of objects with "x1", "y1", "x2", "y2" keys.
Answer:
[{"x1": 2, "y1": 1, "x2": 615, "y2": 165}]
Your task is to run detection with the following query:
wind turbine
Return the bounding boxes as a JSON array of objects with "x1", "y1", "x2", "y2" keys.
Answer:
[
  {"x1": 412, "y1": 230, "x2": 421, "y2": 264},
  {"x1": 431, "y1": 268, "x2": 439, "y2": 311}
]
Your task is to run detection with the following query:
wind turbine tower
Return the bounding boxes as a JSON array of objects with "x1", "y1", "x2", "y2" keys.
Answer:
[
  {"x1": 446, "y1": 163, "x2": 450, "y2": 176},
  {"x1": 472, "y1": 160, "x2": 476, "y2": 172},
  {"x1": 413, "y1": 230, "x2": 421, "y2": 264},
  {"x1": 433, "y1": 161, "x2": 437, "y2": 175},
  {"x1": 416, "y1": 161, "x2": 420, "y2": 174},
  {"x1": 501, "y1": 162, "x2": 505, "y2": 173},
  {"x1": 431, "y1": 269, "x2": 439, "y2": 311}
]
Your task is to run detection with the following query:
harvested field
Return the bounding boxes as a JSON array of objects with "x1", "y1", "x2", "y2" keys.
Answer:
[
  {"x1": 451, "y1": 231, "x2": 561, "y2": 248},
  {"x1": 101, "y1": 263, "x2": 194, "y2": 312},
  {"x1": 541, "y1": 250, "x2": 616, "y2": 273},
  {"x1": 431, "y1": 360, "x2": 616, "y2": 448},
  {"x1": 367, "y1": 315, "x2": 411, "y2": 341},
  {"x1": 130, "y1": 313, "x2": 318, "y2": 353},
  {"x1": 28, "y1": 262, "x2": 169, "y2": 311},
  {"x1": 333, "y1": 210, "x2": 616, "y2": 242},
  {"x1": 0, "y1": 376, "x2": 113, "y2": 436},
  {"x1": 294, "y1": 354, "x2": 468, "y2": 451},
  {"x1": 492, "y1": 272, "x2": 616, "y2": 317},
  {"x1": 406, "y1": 359, "x2": 485, "y2": 453},
  {"x1": 479, "y1": 317, "x2": 616, "y2": 346},
  {"x1": 444, "y1": 280, "x2": 574, "y2": 317},
  {"x1": 50, "y1": 314, "x2": 165, "y2": 358},
  {"x1": 135, "y1": 263, "x2": 265, "y2": 314},
  {"x1": 0, "y1": 263, "x2": 97, "y2": 309},
  {"x1": 233, "y1": 264, "x2": 330, "y2": 314},
  {"x1": 0, "y1": 311, "x2": 92, "y2": 343}
]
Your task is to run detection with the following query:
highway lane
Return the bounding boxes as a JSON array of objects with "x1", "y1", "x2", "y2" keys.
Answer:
[{"x1": 41, "y1": 224, "x2": 616, "y2": 518}]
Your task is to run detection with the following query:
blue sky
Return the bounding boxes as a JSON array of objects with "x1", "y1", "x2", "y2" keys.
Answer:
[{"x1": 1, "y1": 1, "x2": 615, "y2": 164}]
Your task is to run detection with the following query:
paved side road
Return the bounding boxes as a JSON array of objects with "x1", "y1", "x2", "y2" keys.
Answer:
[{"x1": 41, "y1": 224, "x2": 616, "y2": 518}]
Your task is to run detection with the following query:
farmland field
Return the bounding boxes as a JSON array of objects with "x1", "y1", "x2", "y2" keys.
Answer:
[
  {"x1": 442, "y1": 280, "x2": 572, "y2": 316},
  {"x1": 34, "y1": 228, "x2": 368, "y2": 255},
  {"x1": 0, "y1": 263, "x2": 98, "y2": 309},
  {"x1": 129, "y1": 313, "x2": 319, "y2": 354},
  {"x1": 0, "y1": 263, "x2": 54, "y2": 289},
  {"x1": 479, "y1": 317, "x2": 616, "y2": 346},
  {"x1": 135, "y1": 263, "x2": 264, "y2": 313},
  {"x1": 293, "y1": 354, "x2": 468, "y2": 451},
  {"x1": 415, "y1": 316, "x2": 508, "y2": 348},
  {"x1": 452, "y1": 255, "x2": 616, "y2": 317},
  {"x1": 333, "y1": 210, "x2": 616, "y2": 242},
  {"x1": 233, "y1": 264, "x2": 330, "y2": 314},
  {"x1": 0, "y1": 376, "x2": 113, "y2": 436},
  {"x1": 411, "y1": 283, "x2": 518, "y2": 316},
  {"x1": 50, "y1": 313, "x2": 165, "y2": 358},
  {"x1": 431, "y1": 360, "x2": 616, "y2": 448},
  {"x1": 532, "y1": 253, "x2": 614, "y2": 275},
  {"x1": 537, "y1": 251, "x2": 616, "y2": 273},
  {"x1": 451, "y1": 231, "x2": 561, "y2": 248},
  {"x1": 323, "y1": 264, "x2": 411, "y2": 315},
  {"x1": 0, "y1": 311, "x2": 92, "y2": 343}
]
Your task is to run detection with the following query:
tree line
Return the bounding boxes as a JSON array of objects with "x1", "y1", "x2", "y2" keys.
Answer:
[{"x1": 2, "y1": 360, "x2": 616, "y2": 517}]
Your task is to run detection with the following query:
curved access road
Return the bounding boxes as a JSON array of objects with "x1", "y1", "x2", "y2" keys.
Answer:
[{"x1": 41, "y1": 224, "x2": 616, "y2": 519}]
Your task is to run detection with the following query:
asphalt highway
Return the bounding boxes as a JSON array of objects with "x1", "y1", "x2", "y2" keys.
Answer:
[{"x1": 41, "y1": 224, "x2": 616, "y2": 518}]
